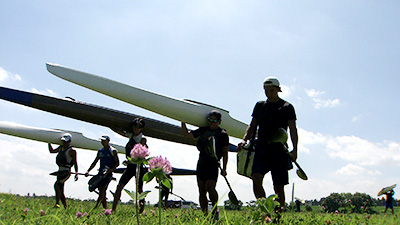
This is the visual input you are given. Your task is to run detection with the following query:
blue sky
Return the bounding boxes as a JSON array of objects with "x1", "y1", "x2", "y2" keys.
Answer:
[{"x1": 1, "y1": 1, "x2": 399, "y2": 205}]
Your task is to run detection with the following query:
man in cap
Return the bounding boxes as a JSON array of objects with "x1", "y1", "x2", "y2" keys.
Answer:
[
  {"x1": 85, "y1": 135, "x2": 119, "y2": 208},
  {"x1": 48, "y1": 133, "x2": 78, "y2": 209},
  {"x1": 238, "y1": 76, "x2": 298, "y2": 208},
  {"x1": 182, "y1": 110, "x2": 229, "y2": 220}
]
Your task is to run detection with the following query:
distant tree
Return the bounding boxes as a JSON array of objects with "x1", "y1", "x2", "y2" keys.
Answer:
[
  {"x1": 350, "y1": 192, "x2": 375, "y2": 213},
  {"x1": 322, "y1": 192, "x2": 377, "y2": 214}
]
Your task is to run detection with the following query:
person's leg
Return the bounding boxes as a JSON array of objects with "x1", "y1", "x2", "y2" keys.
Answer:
[
  {"x1": 205, "y1": 180, "x2": 218, "y2": 213},
  {"x1": 252, "y1": 173, "x2": 266, "y2": 198},
  {"x1": 197, "y1": 179, "x2": 208, "y2": 214},
  {"x1": 112, "y1": 165, "x2": 135, "y2": 212},
  {"x1": 273, "y1": 184, "x2": 285, "y2": 207},
  {"x1": 54, "y1": 181, "x2": 61, "y2": 206},
  {"x1": 97, "y1": 186, "x2": 107, "y2": 208},
  {"x1": 59, "y1": 182, "x2": 67, "y2": 209},
  {"x1": 270, "y1": 162, "x2": 289, "y2": 209},
  {"x1": 112, "y1": 182, "x2": 126, "y2": 212}
]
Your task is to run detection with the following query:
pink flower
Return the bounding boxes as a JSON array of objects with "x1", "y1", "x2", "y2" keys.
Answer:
[
  {"x1": 40, "y1": 210, "x2": 45, "y2": 216},
  {"x1": 150, "y1": 210, "x2": 155, "y2": 216},
  {"x1": 265, "y1": 216, "x2": 272, "y2": 223},
  {"x1": 104, "y1": 209, "x2": 112, "y2": 215},
  {"x1": 130, "y1": 144, "x2": 150, "y2": 160},
  {"x1": 24, "y1": 208, "x2": 29, "y2": 212},
  {"x1": 83, "y1": 212, "x2": 88, "y2": 217},
  {"x1": 148, "y1": 156, "x2": 172, "y2": 175},
  {"x1": 174, "y1": 214, "x2": 178, "y2": 218},
  {"x1": 76, "y1": 211, "x2": 83, "y2": 218}
]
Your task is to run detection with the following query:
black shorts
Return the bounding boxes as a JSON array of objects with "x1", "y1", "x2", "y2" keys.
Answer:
[
  {"x1": 56, "y1": 170, "x2": 71, "y2": 183},
  {"x1": 252, "y1": 143, "x2": 289, "y2": 186},
  {"x1": 196, "y1": 159, "x2": 219, "y2": 181},
  {"x1": 119, "y1": 164, "x2": 146, "y2": 187}
]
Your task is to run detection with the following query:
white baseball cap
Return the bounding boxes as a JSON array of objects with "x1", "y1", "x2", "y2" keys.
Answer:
[
  {"x1": 263, "y1": 76, "x2": 281, "y2": 91},
  {"x1": 100, "y1": 135, "x2": 110, "y2": 141},
  {"x1": 61, "y1": 133, "x2": 72, "y2": 142}
]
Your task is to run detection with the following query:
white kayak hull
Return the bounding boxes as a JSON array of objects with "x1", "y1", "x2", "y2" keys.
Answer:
[
  {"x1": 0, "y1": 121, "x2": 125, "y2": 153},
  {"x1": 46, "y1": 63, "x2": 248, "y2": 139}
]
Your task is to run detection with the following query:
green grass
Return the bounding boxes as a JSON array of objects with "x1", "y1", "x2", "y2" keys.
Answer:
[{"x1": 0, "y1": 193, "x2": 398, "y2": 224}]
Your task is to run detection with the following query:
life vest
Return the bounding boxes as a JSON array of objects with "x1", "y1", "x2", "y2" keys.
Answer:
[{"x1": 56, "y1": 146, "x2": 73, "y2": 168}]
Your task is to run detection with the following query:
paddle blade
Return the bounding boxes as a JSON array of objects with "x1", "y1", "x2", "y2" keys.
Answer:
[
  {"x1": 296, "y1": 169, "x2": 308, "y2": 180},
  {"x1": 49, "y1": 170, "x2": 69, "y2": 176}
]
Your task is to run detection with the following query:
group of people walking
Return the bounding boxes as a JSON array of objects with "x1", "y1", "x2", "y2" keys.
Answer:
[
  {"x1": 49, "y1": 118, "x2": 147, "y2": 213},
  {"x1": 48, "y1": 76, "x2": 299, "y2": 219}
]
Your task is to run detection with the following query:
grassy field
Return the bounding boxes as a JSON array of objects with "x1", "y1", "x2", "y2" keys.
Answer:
[{"x1": 0, "y1": 193, "x2": 398, "y2": 224}]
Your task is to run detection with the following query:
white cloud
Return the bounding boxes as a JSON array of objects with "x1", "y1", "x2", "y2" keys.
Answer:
[
  {"x1": 335, "y1": 164, "x2": 366, "y2": 176},
  {"x1": 325, "y1": 136, "x2": 400, "y2": 166},
  {"x1": 298, "y1": 129, "x2": 400, "y2": 167},
  {"x1": 279, "y1": 84, "x2": 292, "y2": 99},
  {"x1": 0, "y1": 67, "x2": 22, "y2": 83},
  {"x1": 15, "y1": 74, "x2": 21, "y2": 81},
  {"x1": 30, "y1": 88, "x2": 58, "y2": 97},
  {"x1": 0, "y1": 67, "x2": 9, "y2": 81},
  {"x1": 352, "y1": 115, "x2": 362, "y2": 122},
  {"x1": 305, "y1": 88, "x2": 341, "y2": 109}
]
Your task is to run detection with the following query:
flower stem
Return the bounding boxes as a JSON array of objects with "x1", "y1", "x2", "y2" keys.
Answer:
[
  {"x1": 158, "y1": 181, "x2": 162, "y2": 225},
  {"x1": 136, "y1": 164, "x2": 140, "y2": 225}
]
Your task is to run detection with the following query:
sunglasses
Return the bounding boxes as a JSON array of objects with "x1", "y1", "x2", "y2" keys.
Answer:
[{"x1": 207, "y1": 118, "x2": 219, "y2": 123}]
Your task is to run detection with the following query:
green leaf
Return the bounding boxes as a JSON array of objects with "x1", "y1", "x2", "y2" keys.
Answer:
[
  {"x1": 138, "y1": 191, "x2": 151, "y2": 200},
  {"x1": 123, "y1": 189, "x2": 136, "y2": 200},
  {"x1": 161, "y1": 178, "x2": 172, "y2": 189},
  {"x1": 142, "y1": 172, "x2": 155, "y2": 183}
]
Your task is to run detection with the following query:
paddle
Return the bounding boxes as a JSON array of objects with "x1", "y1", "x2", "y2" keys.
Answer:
[
  {"x1": 208, "y1": 136, "x2": 240, "y2": 205},
  {"x1": 286, "y1": 151, "x2": 308, "y2": 181},
  {"x1": 218, "y1": 164, "x2": 239, "y2": 205},
  {"x1": 49, "y1": 171, "x2": 96, "y2": 176},
  {"x1": 155, "y1": 186, "x2": 186, "y2": 201}
]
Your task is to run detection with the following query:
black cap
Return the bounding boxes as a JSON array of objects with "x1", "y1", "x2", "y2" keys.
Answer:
[{"x1": 208, "y1": 110, "x2": 222, "y2": 121}]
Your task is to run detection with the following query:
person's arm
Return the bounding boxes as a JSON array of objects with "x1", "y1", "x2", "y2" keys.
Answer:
[
  {"x1": 85, "y1": 153, "x2": 100, "y2": 176},
  {"x1": 288, "y1": 119, "x2": 298, "y2": 161},
  {"x1": 237, "y1": 117, "x2": 257, "y2": 151},
  {"x1": 70, "y1": 149, "x2": 79, "y2": 181},
  {"x1": 220, "y1": 145, "x2": 229, "y2": 176},
  {"x1": 48, "y1": 143, "x2": 60, "y2": 153},
  {"x1": 181, "y1": 122, "x2": 194, "y2": 139}
]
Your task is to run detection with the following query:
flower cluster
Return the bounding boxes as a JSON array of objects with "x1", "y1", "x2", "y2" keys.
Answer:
[
  {"x1": 128, "y1": 144, "x2": 150, "y2": 164},
  {"x1": 148, "y1": 156, "x2": 172, "y2": 175},
  {"x1": 104, "y1": 209, "x2": 112, "y2": 215}
]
